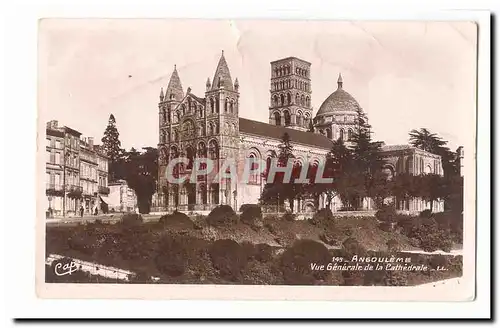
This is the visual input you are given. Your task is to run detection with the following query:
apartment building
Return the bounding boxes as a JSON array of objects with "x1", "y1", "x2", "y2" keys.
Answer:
[{"x1": 45, "y1": 120, "x2": 110, "y2": 217}]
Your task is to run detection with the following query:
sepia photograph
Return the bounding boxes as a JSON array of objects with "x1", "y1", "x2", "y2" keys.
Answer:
[{"x1": 36, "y1": 18, "x2": 478, "y2": 301}]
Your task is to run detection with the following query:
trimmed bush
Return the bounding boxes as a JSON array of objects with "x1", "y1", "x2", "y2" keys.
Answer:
[
  {"x1": 282, "y1": 212, "x2": 296, "y2": 222},
  {"x1": 209, "y1": 239, "x2": 248, "y2": 281},
  {"x1": 375, "y1": 204, "x2": 398, "y2": 223},
  {"x1": 120, "y1": 212, "x2": 143, "y2": 225},
  {"x1": 206, "y1": 205, "x2": 238, "y2": 227},
  {"x1": 419, "y1": 209, "x2": 433, "y2": 219},
  {"x1": 239, "y1": 204, "x2": 259, "y2": 213},
  {"x1": 310, "y1": 208, "x2": 334, "y2": 225},
  {"x1": 154, "y1": 235, "x2": 189, "y2": 277},
  {"x1": 240, "y1": 205, "x2": 263, "y2": 227},
  {"x1": 280, "y1": 239, "x2": 331, "y2": 285},
  {"x1": 159, "y1": 211, "x2": 194, "y2": 230}
]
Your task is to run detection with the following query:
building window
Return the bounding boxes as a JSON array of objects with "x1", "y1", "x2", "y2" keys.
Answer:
[{"x1": 284, "y1": 111, "x2": 291, "y2": 126}]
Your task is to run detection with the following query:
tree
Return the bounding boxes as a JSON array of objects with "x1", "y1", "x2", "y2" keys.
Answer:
[
  {"x1": 101, "y1": 114, "x2": 125, "y2": 181},
  {"x1": 345, "y1": 108, "x2": 386, "y2": 210},
  {"x1": 260, "y1": 133, "x2": 302, "y2": 212},
  {"x1": 310, "y1": 139, "x2": 350, "y2": 208},
  {"x1": 409, "y1": 128, "x2": 460, "y2": 178},
  {"x1": 409, "y1": 128, "x2": 447, "y2": 153},
  {"x1": 391, "y1": 173, "x2": 417, "y2": 210},
  {"x1": 412, "y1": 173, "x2": 447, "y2": 211},
  {"x1": 122, "y1": 147, "x2": 158, "y2": 214}
]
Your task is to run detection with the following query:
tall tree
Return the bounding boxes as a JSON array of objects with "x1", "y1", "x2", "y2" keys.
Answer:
[
  {"x1": 310, "y1": 139, "x2": 350, "y2": 209},
  {"x1": 347, "y1": 108, "x2": 386, "y2": 209},
  {"x1": 122, "y1": 147, "x2": 158, "y2": 214},
  {"x1": 260, "y1": 133, "x2": 301, "y2": 212},
  {"x1": 101, "y1": 114, "x2": 125, "y2": 181}
]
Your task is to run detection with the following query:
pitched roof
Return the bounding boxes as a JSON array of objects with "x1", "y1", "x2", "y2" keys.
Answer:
[
  {"x1": 381, "y1": 145, "x2": 413, "y2": 152},
  {"x1": 211, "y1": 51, "x2": 234, "y2": 91},
  {"x1": 239, "y1": 118, "x2": 333, "y2": 150},
  {"x1": 165, "y1": 66, "x2": 184, "y2": 101}
]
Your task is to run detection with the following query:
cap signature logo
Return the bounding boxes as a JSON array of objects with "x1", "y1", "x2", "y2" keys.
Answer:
[{"x1": 54, "y1": 261, "x2": 78, "y2": 276}]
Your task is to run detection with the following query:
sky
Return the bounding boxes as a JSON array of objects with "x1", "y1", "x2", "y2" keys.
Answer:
[{"x1": 39, "y1": 19, "x2": 477, "y2": 151}]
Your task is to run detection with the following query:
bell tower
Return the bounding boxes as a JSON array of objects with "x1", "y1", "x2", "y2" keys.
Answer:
[{"x1": 269, "y1": 57, "x2": 312, "y2": 131}]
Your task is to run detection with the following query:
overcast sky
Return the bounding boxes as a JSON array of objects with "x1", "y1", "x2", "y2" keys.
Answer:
[{"x1": 39, "y1": 19, "x2": 477, "y2": 151}]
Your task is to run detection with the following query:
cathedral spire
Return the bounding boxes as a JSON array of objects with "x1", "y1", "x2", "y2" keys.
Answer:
[
  {"x1": 211, "y1": 50, "x2": 234, "y2": 91},
  {"x1": 165, "y1": 65, "x2": 184, "y2": 101},
  {"x1": 337, "y1": 73, "x2": 343, "y2": 89}
]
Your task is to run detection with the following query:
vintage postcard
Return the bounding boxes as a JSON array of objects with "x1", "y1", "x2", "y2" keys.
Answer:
[{"x1": 37, "y1": 18, "x2": 478, "y2": 301}]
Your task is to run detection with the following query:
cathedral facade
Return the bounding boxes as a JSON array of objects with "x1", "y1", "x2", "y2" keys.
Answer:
[{"x1": 155, "y1": 52, "x2": 444, "y2": 214}]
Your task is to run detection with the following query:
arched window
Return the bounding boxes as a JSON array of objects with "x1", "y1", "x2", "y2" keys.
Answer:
[
  {"x1": 186, "y1": 146, "x2": 195, "y2": 170},
  {"x1": 162, "y1": 110, "x2": 166, "y2": 123},
  {"x1": 339, "y1": 129, "x2": 344, "y2": 141},
  {"x1": 304, "y1": 113, "x2": 311, "y2": 127},
  {"x1": 284, "y1": 111, "x2": 291, "y2": 126},
  {"x1": 198, "y1": 142, "x2": 207, "y2": 157},
  {"x1": 300, "y1": 95, "x2": 305, "y2": 106},
  {"x1": 296, "y1": 111, "x2": 303, "y2": 126},
  {"x1": 170, "y1": 146, "x2": 179, "y2": 159},
  {"x1": 274, "y1": 112, "x2": 281, "y2": 126},
  {"x1": 230, "y1": 100, "x2": 234, "y2": 113},
  {"x1": 209, "y1": 140, "x2": 219, "y2": 160},
  {"x1": 173, "y1": 129, "x2": 178, "y2": 141},
  {"x1": 215, "y1": 98, "x2": 220, "y2": 113},
  {"x1": 210, "y1": 98, "x2": 215, "y2": 114},
  {"x1": 200, "y1": 184, "x2": 208, "y2": 204},
  {"x1": 348, "y1": 129, "x2": 353, "y2": 140},
  {"x1": 248, "y1": 153, "x2": 259, "y2": 184},
  {"x1": 273, "y1": 95, "x2": 279, "y2": 107},
  {"x1": 326, "y1": 128, "x2": 332, "y2": 139},
  {"x1": 295, "y1": 94, "x2": 300, "y2": 104},
  {"x1": 306, "y1": 96, "x2": 310, "y2": 107},
  {"x1": 224, "y1": 98, "x2": 228, "y2": 112},
  {"x1": 287, "y1": 93, "x2": 291, "y2": 105}
]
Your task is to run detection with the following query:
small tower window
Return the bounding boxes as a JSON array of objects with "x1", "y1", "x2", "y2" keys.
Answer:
[
  {"x1": 340, "y1": 129, "x2": 344, "y2": 141},
  {"x1": 280, "y1": 94, "x2": 285, "y2": 106},
  {"x1": 348, "y1": 129, "x2": 353, "y2": 140},
  {"x1": 326, "y1": 128, "x2": 332, "y2": 139}
]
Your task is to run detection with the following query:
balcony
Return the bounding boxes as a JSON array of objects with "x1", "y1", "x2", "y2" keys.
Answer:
[
  {"x1": 98, "y1": 186, "x2": 110, "y2": 195},
  {"x1": 46, "y1": 183, "x2": 64, "y2": 197}
]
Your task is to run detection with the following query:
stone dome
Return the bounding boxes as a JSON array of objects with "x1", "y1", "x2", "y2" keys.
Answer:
[{"x1": 315, "y1": 74, "x2": 360, "y2": 117}]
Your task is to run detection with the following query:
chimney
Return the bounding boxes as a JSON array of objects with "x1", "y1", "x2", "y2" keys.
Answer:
[
  {"x1": 46, "y1": 120, "x2": 58, "y2": 130},
  {"x1": 88, "y1": 137, "x2": 94, "y2": 148}
]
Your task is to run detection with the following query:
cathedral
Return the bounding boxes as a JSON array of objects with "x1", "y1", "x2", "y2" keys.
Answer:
[{"x1": 154, "y1": 51, "x2": 444, "y2": 214}]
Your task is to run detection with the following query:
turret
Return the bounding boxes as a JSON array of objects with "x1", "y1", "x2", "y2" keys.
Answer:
[
  {"x1": 206, "y1": 77, "x2": 211, "y2": 91},
  {"x1": 159, "y1": 87, "x2": 164, "y2": 101},
  {"x1": 234, "y1": 78, "x2": 239, "y2": 91}
]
